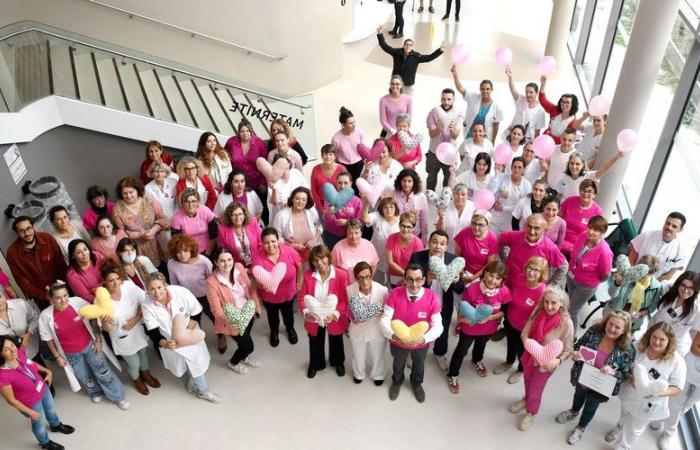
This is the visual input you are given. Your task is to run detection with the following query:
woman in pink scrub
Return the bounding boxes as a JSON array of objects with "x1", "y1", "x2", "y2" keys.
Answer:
[
  {"x1": 251, "y1": 228, "x2": 302, "y2": 348},
  {"x1": 453, "y1": 210, "x2": 499, "y2": 284},
  {"x1": 559, "y1": 179, "x2": 604, "y2": 254}
]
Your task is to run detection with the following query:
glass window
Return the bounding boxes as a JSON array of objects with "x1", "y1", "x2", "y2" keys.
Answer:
[
  {"x1": 570, "y1": 0, "x2": 587, "y2": 51},
  {"x1": 582, "y1": 0, "x2": 615, "y2": 83},
  {"x1": 643, "y1": 67, "x2": 700, "y2": 260},
  {"x1": 602, "y1": 0, "x2": 639, "y2": 98},
  {"x1": 618, "y1": 15, "x2": 695, "y2": 210}
]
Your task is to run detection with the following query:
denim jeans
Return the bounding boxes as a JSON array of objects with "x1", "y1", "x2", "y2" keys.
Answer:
[
  {"x1": 66, "y1": 343, "x2": 124, "y2": 402},
  {"x1": 190, "y1": 371, "x2": 208, "y2": 395},
  {"x1": 27, "y1": 388, "x2": 61, "y2": 444},
  {"x1": 122, "y1": 347, "x2": 149, "y2": 380}
]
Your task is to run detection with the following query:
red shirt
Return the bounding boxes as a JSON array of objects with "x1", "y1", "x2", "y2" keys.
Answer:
[
  {"x1": 53, "y1": 306, "x2": 92, "y2": 354},
  {"x1": 310, "y1": 163, "x2": 347, "y2": 214},
  {"x1": 139, "y1": 153, "x2": 174, "y2": 183}
]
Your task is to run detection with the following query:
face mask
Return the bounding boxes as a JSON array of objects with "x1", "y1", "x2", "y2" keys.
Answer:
[{"x1": 121, "y1": 252, "x2": 136, "y2": 264}]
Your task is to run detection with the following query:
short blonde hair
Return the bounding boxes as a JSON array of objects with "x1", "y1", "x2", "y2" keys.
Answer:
[
  {"x1": 399, "y1": 211, "x2": 417, "y2": 227},
  {"x1": 524, "y1": 256, "x2": 549, "y2": 284},
  {"x1": 147, "y1": 161, "x2": 172, "y2": 178},
  {"x1": 176, "y1": 156, "x2": 205, "y2": 178}
]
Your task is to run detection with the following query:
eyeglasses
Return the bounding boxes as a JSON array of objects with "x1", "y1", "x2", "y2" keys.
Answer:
[
  {"x1": 580, "y1": 189, "x2": 596, "y2": 195},
  {"x1": 183, "y1": 199, "x2": 199, "y2": 204},
  {"x1": 680, "y1": 284, "x2": 695, "y2": 292},
  {"x1": 356, "y1": 275, "x2": 372, "y2": 281},
  {"x1": 526, "y1": 266, "x2": 542, "y2": 273},
  {"x1": 184, "y1": 166, "x2": 197, "y2": 171},
  {"x1": 16, "y1": 226, "x2": 33, "y2": 235},
  {"x1": 471, "y1": 222, "x2": 487, "y2": 228},
  {"x1": 400, "y1": 224, "x2": 414, "y2": 230},
  {"x1": 404, "y1": 277, "x2": 424, "y2": 283}
]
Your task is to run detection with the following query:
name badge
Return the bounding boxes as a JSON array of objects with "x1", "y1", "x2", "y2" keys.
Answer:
[
  {"x1": 492, "y1": 303, "x2": 501, "y2": 310},
  {"x1": 480, "y1": 248, "x2": 489, "y2": 255},
  {"x1": 73, "y1": 316, "x2": 82, "y2": 322},
  {"x1": 581, "y1": 217, "x2": 589, "y2": 225},
  {"x1": 667, "y1": 308, "x2": 678, "y2": 318},
  {"x1": 525, "y1": 298, "x2": 535, "y2": 307},
  {"x1": 417, "y1": 312, "x2": 427, "y2": 319},
  {"x1": 35, "y1": 381, "x2": 43, "y2": 392}
]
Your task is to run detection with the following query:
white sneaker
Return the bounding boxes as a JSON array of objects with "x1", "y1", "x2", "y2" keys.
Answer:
[
  {"x1": 242, "y1": 356, "x2": 262, "y2": 368},
  {"x1": 186, "y1": 377, "x2": 195, "y2": 393},
  {"x1": 90, "y1": 395, "x2": 103, "y2": 403},
  {"x1": 605, "y1": 425, "x2": 621, "y2": 443},
  {"x1": 650, "y1": 420, "x2": 663, "y2": 431},
  {"x1": 435, "y1": 355, "x2": 449, "y2": 372},
  {"x1": 567, "y1": 427, "x2": 584, "y2": 445},
  {"x1": 116, "y1": 400, "x2": 130, "y2": 410},
  {"x1": 658, "y1": 432, "x2": 673, "y2": 450},
  {"x1": 198, "y1": 391, "x2": 222, "y2": 403},
  {"x1": 509, "y1": 398, "x2": 526, "y2": 414},
  {"x1": 227, "y1": 361, "x2": 249, "y2": 374},
  {"x1": 519, "y1": 413, "x2": 535, "y2": 431}
]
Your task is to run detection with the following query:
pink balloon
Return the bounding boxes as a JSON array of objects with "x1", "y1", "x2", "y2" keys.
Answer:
[
  {"x1": 435, "y1": 142, "x2": 458, "y2": 166},
  {"x1": 494, "y1": 47, "x2": 513, "y2": 67},
  {"x1": 539, "y1": 56, "x2": 557, "y2": 76},
  {"x1": 532, "y1": 135, "x2": 556, "y2": 159},
  {"x1": 493, "y1": 144, "x2": 513, "y2": 165},
  {"x1": 616, "y1": 129, "x2": 638, "y2": 153},
  {"x1": 451, "y1": 44, "x2": 471, "y2": 65},
  {"x1": 473, "y1": 189, "x2": 496, "y2": 211},
  {"x1": 589, "y1": 95, "x2": 611, "y2": 117}
]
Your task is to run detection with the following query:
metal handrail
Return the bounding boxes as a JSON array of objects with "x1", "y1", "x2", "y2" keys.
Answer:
[
  {"x1": 86, "y1": 0, "x2": 287, "y2": 61},
  {"x1": 0, "y1": 27, "x2": 310, "y2": 109}
]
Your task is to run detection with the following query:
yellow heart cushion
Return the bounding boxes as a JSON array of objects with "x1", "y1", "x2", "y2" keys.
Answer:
[
  {"x1": 391, "y1": 320, "x2": 429, "y2": 343},
  {"x1": 79, "y1": 287, "x2": 115, "y2": 319}
]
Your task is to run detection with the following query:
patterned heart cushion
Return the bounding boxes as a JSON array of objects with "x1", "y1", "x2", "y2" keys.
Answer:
[
  {"x1": 304, "y1": 294, "x2": 338, "y2": 326},
  {"x1": 458, "y1": 301, "x2": 493, "y2": 324},
  {"x1": 426, "y1": 187, "x2": 453, "y2": 209},
  {"x1": 223, "y1": 300, "x2": 256, "y2": 333},
  {"x1": 615, "y1": 255, "x2": 650, "y2": 285},
  {"x1": 524, "y1": 338, "x2": 563, "y2": 367},
  {"x1": 322, "y1": 183, "x2": 355, "y2": 210},
  {"x1": 633, "y1": 364, "x2": 669, "y2": 397},
  {"x1": 171, "y1": 314, "x2": 205, "y2": 347},
  {"x1": 397, "y1": 130, "x2": 424, "y2": 149},
  {"x1": 252, "y1": 262, "x2": 287, "y2": 294},
  {"x1": 349, "y1": 294, "x2": 382, "y2": 323},
  {"x1": 391, "y1": 320, "x2": 429, "y2": 343},
  {"x1": 429, "y1": 255, "x2": 465, "y2": 288},
  {"x1": 79, "y1": 287, "x2": 115, "y2": 319}
]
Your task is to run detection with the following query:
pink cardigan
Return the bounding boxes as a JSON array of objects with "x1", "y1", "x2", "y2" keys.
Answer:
[
  {"x1": 205, "y1": 265, "x2": 258, "y2": 335},
  {"x1": 217, "y1": 219, "x2": 263, "y2": 267},
  {"x1": 298, "y1": 268, "x2": 349, "y2": 337},
  {"x1": 569, "y1": 234, "x2": 613, "y2": 287}
]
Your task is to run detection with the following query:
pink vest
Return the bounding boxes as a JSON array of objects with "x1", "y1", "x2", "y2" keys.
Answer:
[{"x1": 386, "y1": 287, "x2": 440, "y2": 350}]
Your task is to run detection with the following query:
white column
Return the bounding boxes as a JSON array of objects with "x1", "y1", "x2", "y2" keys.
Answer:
[
  {"x1": 595, "y1": 0, "x2": 683, "y2": 214},
  {"x1": 544, "y1": 0, "x2": 576, "y2": 62}
]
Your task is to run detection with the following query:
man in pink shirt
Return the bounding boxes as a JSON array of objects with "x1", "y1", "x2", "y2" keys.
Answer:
[
  {"x1": 380, "y1": 264, "x2": 443, "y2": 403},
  {"x1": 499, "y1": 214, "x2": 568, "y2": 288},
  {"x1": 331, "y1": 220, "x2": 379, "y2": 284}
]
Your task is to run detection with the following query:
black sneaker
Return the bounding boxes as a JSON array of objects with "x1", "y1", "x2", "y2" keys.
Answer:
[
  {"x1": 491, "y1": 328, "x2": 506, "y2": 342},
  {"x1": 307, "y1": 367, "x2": 317, "y2": 379},
  {"x1": 417, "y1": 6, "x2": 424, "y2": 12},
  {"x1": 412, "y1": 384, "x2": 426, "y2": 403},
  {"x1": 441, "y1": 14, "x2": 449, "y2": 20},
  {"x1": 49, "y1": 423, "x2": 75, "y2": 434},
  {"x1": 428, "y1": 6, "x2": 435, "y2": 13},
  {"x1": 389, "y1": 383, "x2": 400, "y2": 400},
  {"x1": 336, "y1": 365, "x2": 345, "y2": 377},
  {"x1": 353, "y1": 377, "x2": 363, "y2": 384},
  {"x1": 374, "y1": 379, "x2": 384, "y2": 386},
  {"x1": 40, "y1": 441, "x2": 64, "y2": 450},
  {"x1": 455, "y1": 16, "x2": 460, "y2": 22}
]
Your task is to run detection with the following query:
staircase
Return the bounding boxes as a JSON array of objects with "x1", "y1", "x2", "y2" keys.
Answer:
[{"x1": 0, "y1": 27, "x2": 312, "y2": 146}]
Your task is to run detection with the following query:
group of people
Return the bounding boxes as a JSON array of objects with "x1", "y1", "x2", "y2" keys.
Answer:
[{"x1": 0, "y1": 27, "x2": 696, "y2": 450}]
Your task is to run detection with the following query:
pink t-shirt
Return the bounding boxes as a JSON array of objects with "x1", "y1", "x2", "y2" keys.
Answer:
[
  {"x1": 379, "y1": 94, "x2": 413, "y2": 133},
  {"x1": 331, "y1": 129, "x2": 365, "y2": 165},
  {"x1": 66, "y1": 257, "x2": 103, "y2": 303},
  {"x1": 331, "y1": 238, "x2": 379, "y2": 284},
  {"x1": 569, "y1": 234, "x2": 613, "y2": 287},
  {"x1": 252, "y1": 244, "x2": 301, "y2": 303},
  {"x1": 506, "y1": 275, "x2": 546, "y2": 331},
  {"x1": 386, "y1": 287, "x2": 441, "y2": 350},
  {"x1": 388, "y1": 133, "x2": 422, "y2": 166},
  {"x1": 458, "y1": 282, "x2": 511, "y2": 336},
  {"x1": 499, "y1": 230, "x2": 567, "y2": 287},
  {"x1": 171, "y1": 205, "x2": 216, "y2": 253},
  {"x1": 454, "y1": 228, "x2": 499, "y2": 274},
  {"x1": 0, "y1": 348, "x2": 45, "y2": 407},
  {"x1": 53, "y1": 306, "x2": 92, "y2": 354},
  {"x1": 560, "y1": 196, "x2": 604, "y2": 250},
  {"x1": 594, "y1": 348, "x2": 610, "y2": 369},
  {"x1": 82, "y1": 201, "x2": 115, "y2": 232},
  {"x1": 386, "y1": 233, "x2": 424, "y2": 276},
  {"x1": 322, "y1": 196, "x2": 362, "y2": 237}
]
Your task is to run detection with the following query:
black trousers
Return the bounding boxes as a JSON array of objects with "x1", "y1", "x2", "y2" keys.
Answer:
[
  {"x1": 504, "y1": 319, "x2": 525, "y2": 371},
  {"x1": 447, "y1": 332, "x2": 490, "y2": 376},
  {"x1": 392, "y1": 1, "x2": 406, "y2": 34},
  {"x1": 343, "y1": 160, "x2": 365, "y2": 196},
  {"x1": 229, "y1": 319, "x2": 255, "y2": 365},
  {"x1": 262, "y1": 300, "x2": 295, "y2": 334},
  {"x1": 195, "y1": 296, "x2": 215, "y2": 324},
  {"x1": 390, "y1": 343, "x2": 428, "y2": 386},
  {"x1": 433, "y1": 292, "x2": 454, "y2": 357},
  {"x1": 256, "y1": 186, "x2": 269, "y2": 226},
  {"x1": 445, "y1": 0, "x2": 461, "y2": 17},
  {"x1": 308, "y1": 326, "x2": 345, "y2": 370},
  {"x1": 571, "y1": 384, "x2": 608, "y2": 428}
]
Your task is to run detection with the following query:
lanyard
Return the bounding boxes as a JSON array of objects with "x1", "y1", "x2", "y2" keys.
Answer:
[{"x1": 3, "y1": 360, "x2": 38, "y2": 383}]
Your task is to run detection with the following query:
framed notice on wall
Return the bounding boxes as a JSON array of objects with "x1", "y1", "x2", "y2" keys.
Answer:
[{"x1": 3, "y1": 144, "x2": 27, "y2": 184}]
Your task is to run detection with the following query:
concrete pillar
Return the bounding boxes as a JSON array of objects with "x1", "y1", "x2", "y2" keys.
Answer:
[
  {"x1": 544, "y1": 0, "x2": 576, "y2": 62},
  {"x1": 595, "y1": 0, "x2": 683, "y2": 215}
]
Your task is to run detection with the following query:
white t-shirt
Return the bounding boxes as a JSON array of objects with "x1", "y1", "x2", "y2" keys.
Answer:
[
  {"x1": 619, "y1": 351, "x2": 686, "y2": 420},
  {"x1": 368, "y1": 212, "x2": 400, "y2": 273},
  {"x1": 267, "y1": 169, "x2": 309, "y2": 224},
  {"x1": 575, "y1": 123, "x2": 602, "y2": 165},
  {"x1": 457, "y1": 138, "x2": 494, "y2": 175},
  {"x1": 462, "y1": 90, "x2": 504, "y2": 143},
  {"x1": 554, "y1": 171, "x2": 599, "y2": 200},
  {"x1": 213, "y1": 191, "x2": 264, "y2": 220},
  {"x1": 507, "y1": 95, "x2": 548, "y2": 140},
  {"x1": 546, "y1": 146, "x2": 576, "y2": 187},
  {"x1": 649, "y1": 298, "x2": 700, "y2": 356},
  {"x1": 366, "y1": 159, "x2": 404, "y2": 197},
  {"x1": 631, "y1": 230, "x2": 687, "y2": 277},
  {"x1": 523, "y1": 159, "x2": 545, "y2": 185},
  {"x1": 488, "y1": 175, "x2": 532, "y2": 234},
  {"x1": 454, "y1": 170, "x2": 493, "y2": 200},
  {"x1": 443, "y1": 202, "x2": 475, "y2": 253},
  {"x1": 145, "y1": 176, "x2": 178, "y2": 219},
  {"x1": 512, "y1": 197, "x2": 537, "y2": 230}
]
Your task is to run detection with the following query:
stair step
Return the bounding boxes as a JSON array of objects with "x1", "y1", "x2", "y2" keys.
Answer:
[
  {"x1": 175, "y1": 76, "x2": 215, "y2": 132},
  {"x1": 138, "y1": 67, "x2": 173, "y2": 122},
  {"x1": 94, "y1": 55, "x2": 126, "y2": 110},
  {"x1": 49, "y1": 44, "x2": 76, "y2": 98},
  {"x1": 73, "y1": 49, "x2": 102, "y2": 105},
  {"x1": 197, "y1": 83, "x2": 235, "y2": 135},
  {"x1": 215, "y1": 88, "x2": 245, "y2": 132},
  {"x1": 116, "y1": 62, "x2": 150, "y2": 117},
  {"x1": 158, "y1": 71, "x2": 196, "y2": 127}
]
